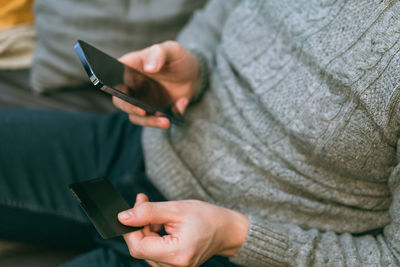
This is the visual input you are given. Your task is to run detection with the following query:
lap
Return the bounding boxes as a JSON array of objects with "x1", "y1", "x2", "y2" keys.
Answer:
[
  {"x1": 61, "y1": 247, "x2": 237, "y2": 267},
  {"x1": 0, "y1": 108, "x2": 235, "y2": 267},
  {"x1": 60, "y1": 247, "x2": 150, "y2": 267},
  {"x1": 0, "y1": 109, "x2": 163, "y2": 247}
]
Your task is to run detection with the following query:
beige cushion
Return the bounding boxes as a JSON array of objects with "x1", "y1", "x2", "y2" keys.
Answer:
[{"x1": 30, "y1": 0, "x2": 206, "y2": 93}]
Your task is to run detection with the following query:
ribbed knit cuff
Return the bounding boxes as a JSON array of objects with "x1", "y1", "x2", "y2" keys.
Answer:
[
  {"x1": 188, "y1": 49, "x2": 209, "y2": 104},
  {"x1": 229, "y1": 216, "x2": 289, "y2": 267}
]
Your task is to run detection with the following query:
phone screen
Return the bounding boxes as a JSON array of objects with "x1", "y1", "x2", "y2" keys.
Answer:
[
  {"x1": 75, "y1": 40, "x2": 174, "y2": 112},
  {"x1": 69, "y1": 178, "x2": 142, "y2": 239}
]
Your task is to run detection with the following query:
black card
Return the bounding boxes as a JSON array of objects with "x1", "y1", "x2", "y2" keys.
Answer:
[{"x1": 68, "y1": 178, "x2": 141, "y2": 239}]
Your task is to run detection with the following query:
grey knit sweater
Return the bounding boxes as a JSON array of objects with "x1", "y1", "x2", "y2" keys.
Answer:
[{"x1": 142, "y1": 0, "x2": 400, "y2": 266}]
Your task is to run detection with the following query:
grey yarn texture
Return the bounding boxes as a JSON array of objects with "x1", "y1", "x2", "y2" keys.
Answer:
[{"x1": 143, "y1": 0, "x2": 400, "y2": 266}]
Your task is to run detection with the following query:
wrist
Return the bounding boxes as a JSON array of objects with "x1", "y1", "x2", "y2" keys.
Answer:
[{"x1": 218, "y1": 209, "x2": 249, "y2": 257}]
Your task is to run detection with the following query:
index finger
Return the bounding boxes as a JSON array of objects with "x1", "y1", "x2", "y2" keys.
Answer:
[
  {"x1": 119, "y1": 201, "x2": 179, "y2": 227},
  {"x1": 112, "y1": 96, "x2": 146, "y2": 116}
]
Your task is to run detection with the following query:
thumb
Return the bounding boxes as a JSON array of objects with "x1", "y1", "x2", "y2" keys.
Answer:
[
  {"x1": 118, "y1": 201, "x2": 177, "y2": 227},
  {"x1": 144, "y1": 44, "x2": 166, "y2": 73},
  {"x1": 118, "y1": 50, "x2": 145, "y2": 72},
  {"x1": 118, "y1": 193, "x2": 149, "y2": 223}
]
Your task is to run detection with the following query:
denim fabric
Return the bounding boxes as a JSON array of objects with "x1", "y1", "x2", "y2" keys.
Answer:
[{"x1": 0, "y1": 109, "x2": 236, "y2": 267}]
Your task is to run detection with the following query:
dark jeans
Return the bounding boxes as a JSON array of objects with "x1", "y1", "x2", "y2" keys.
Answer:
[{"x1": 0, "y1": 109, "x2": 236, "y2": 267}]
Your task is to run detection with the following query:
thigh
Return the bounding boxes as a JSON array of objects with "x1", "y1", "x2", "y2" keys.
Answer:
[
  {"x1": 60, "y1": 247, "x2": 238, "y2": 267},
  {"x1": 59, "y1": 247, "x2": 150, "y2": 267},
  {"x1": 0, "y1": 109, "x2": 163, "y2": 247}
]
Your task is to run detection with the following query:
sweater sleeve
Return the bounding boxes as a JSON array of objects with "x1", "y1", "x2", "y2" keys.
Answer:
[
  {"x1": 230, "y1": 163, "x2": 400, "y2": 266},
  {"x1": 175, "y1": 0, "x2": 240, "y2": 102}
]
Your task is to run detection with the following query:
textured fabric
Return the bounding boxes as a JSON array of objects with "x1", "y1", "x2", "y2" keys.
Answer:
[
  {"x1": 0, "y1": 0, "x2": 34, "y2": 27},
  {"x1": 61, "y1": 247, "x2": 237, "y2": 267},
  {"x1": 0, "y1": 24, "x2": 36, "y2": 69},
  {"x1": 142, "y1": 0, "x2": 400, "y2": 265},
  {"x1": 30, "y1": 0, "x2": 206, "y2": 93}
]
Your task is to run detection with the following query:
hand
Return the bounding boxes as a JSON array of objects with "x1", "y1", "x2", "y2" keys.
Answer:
[
  {"x1": 113, "y1": 41, "x2": 201, "y2": 129},
  {"x1": 118, "y1": 193, "x2": 249, "y2": 267}
]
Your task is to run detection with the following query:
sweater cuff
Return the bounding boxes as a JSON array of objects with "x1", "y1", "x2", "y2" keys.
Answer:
[
  {"x1": 229, "y1": 216, "x2": 289, "y2": 267},
  {"x1": 188, "y1": 48, "x2": 209, "y2": 104}
]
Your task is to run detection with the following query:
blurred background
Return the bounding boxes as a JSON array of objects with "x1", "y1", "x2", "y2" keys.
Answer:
[
  {"x1": 0, "y1": 0, "x2": 206, "y2": 265},
  {"x1": 0, "y1": 0, "x2": 206, "y2": 111}
]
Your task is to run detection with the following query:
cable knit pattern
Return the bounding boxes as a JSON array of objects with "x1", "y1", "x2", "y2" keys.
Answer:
[{"x1": 143, "y1": 0, "x2": 400, "y2": 265}]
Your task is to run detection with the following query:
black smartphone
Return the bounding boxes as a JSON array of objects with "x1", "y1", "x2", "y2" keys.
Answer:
[
  {"x1": 69, "y1": 178, "x2": 142, "y2": 239},
  {"x1": 74, "y1": 40, "x2": 184, "y2": 125}
]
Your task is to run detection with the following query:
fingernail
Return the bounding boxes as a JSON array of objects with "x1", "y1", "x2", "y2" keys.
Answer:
[
  {"x1": 145, "y1": 62, "x2": 156, "y2": 71},
  {"x1": 157, "y1": 118, "x2": 169, "y2": 127},
  {"x1": 119, "y1": 210, "x2": 133, "y2": 220}
]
